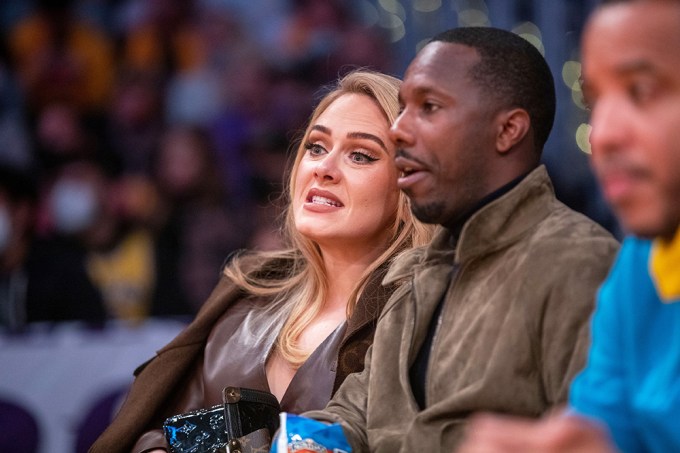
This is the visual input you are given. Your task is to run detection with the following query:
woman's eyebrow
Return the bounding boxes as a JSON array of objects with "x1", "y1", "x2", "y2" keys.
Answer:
[
  {"x1": 347, "y1": 132, "x2": 387, "y2": 152},
  {"x1": 310, "y1": 124, "x2": 331, "y2": 135},
  {"x1": 311, "y1": 124, "x2": 387, "y2": 153}
]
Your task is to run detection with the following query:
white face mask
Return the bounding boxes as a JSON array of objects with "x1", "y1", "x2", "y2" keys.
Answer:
[
  {"x1": 0, "y1": 205, "x2": 11, "y2": 253},
  {"x1": 49, "y1": 179, "x2": 99, "y2": 234}
]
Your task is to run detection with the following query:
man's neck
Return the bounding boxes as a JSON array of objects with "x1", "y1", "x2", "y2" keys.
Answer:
[{"x1": 445, "y1": 171, "x2": 531, "y2": 240}]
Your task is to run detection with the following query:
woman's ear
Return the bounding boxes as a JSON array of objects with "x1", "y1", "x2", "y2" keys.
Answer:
[{"x1": 496, "y1": 108, "x2": 531, "y2": 153}]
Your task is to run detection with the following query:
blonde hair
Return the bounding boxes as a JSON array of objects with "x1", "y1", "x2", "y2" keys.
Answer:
[{"x1": 224, "y1": 70, "x2": 433, "y2": 366}]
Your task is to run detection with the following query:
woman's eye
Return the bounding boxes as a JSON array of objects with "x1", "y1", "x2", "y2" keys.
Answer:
[
  {"x1": 349, "y1": 151, "x2": 378, "y2": 164},
  {"x1": 304, "y1": 142, "x2": 326, "y2": 156}
]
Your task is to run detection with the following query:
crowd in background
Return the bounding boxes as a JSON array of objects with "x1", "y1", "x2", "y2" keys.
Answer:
[
  {"x1": 0, "y1": 0, "x2": 621, "y2": 331},
  {"x1": 0, "y1": 0, "x2": 396, "y2": 329}
]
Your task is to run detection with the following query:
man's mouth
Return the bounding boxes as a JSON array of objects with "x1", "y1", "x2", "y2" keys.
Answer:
[
  {"x1": 395, "y1": 149, "x2": 425, "y2": 174},
  {"x1": 400, "y1": 166, "x2": 417, "y2": 178}
]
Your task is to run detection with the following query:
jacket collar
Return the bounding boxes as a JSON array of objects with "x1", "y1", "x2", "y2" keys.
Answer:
[
  {"x1": 385, "y1": 165, "x2": 555, "y2": 284},
  {"x1": 344, "y1": 261, "x2": 394, "y2": 339},
  {"x1": 455, "y1": 164, "x2": 555, "y2": 263}
]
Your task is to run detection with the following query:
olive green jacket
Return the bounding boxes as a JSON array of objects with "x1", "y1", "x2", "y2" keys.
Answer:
[{"x1": 306, "y1": 166, "x2": 619, "y2": 452}]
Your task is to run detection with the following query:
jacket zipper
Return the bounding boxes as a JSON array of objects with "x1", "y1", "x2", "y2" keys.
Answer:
[{"x1": 424, "y1": 263, "x2": 465, "y2": 407}]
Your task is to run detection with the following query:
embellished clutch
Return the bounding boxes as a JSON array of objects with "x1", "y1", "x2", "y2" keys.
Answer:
[{"x1": 163, "y1": 386, "x2": 281, "y2": 453}]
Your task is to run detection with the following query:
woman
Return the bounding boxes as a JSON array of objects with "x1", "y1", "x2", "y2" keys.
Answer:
[{"x1": 90, "y1": 70, "x2": 432, "y2": 453}]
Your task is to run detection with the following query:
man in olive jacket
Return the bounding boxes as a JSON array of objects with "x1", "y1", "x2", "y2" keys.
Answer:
[{"x1": 304, "y1": 27, "x2": 619, "y2": 452}]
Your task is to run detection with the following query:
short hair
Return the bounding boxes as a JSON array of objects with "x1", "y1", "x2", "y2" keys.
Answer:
[{"x1": 431, "y1": 27, "x2": 556, "y2": 153}]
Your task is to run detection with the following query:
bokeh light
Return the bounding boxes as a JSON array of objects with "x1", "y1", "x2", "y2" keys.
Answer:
[
  {"x1": 576, "y1": 123, "x2": 592, "y2": 154},
  {"x1": 413, "y1": 0, "x2": 443, "y2": 13},
  {"x1": 561, "y1": 60, "x2": 581, "y2": 88},
  {"x1": 378, "y1": 0, "x2": 406, "y2": 19},
  {"x1": 457, "y1": 8, "x2": 490, "y2": 26},
  {"x1": 563, "y1": 61, "x2": 587, "y2": 110},
  {"x1": 416, "y1": 38, "x2": 431, "y2": 53},
  {"x1": 454, "y1": 0, "x2": 490, "y2": 26},
  {"x1": 513, "y1": 22, "x2": 544, "y2": 55},
  {"x1": 380, "y1": 13, "x2": 406, "y2": 42}
]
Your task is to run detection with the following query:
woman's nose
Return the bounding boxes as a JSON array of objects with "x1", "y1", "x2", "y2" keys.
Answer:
[{"x1": 314, "y1": 151, "x2": 341, "y2": 181}]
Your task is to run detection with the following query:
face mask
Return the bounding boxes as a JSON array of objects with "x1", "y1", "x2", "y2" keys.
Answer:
[
  {"x1": 49, "y1": 179, "x2": 99, "y2": 234},
  {"x1": 0, "y1": 206, "x2": 11, "y2": 254}
]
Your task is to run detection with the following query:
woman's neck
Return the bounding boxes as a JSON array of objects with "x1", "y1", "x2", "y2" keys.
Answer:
[{"x1": 319, "y1": 244, "x2": 385, "y2": 310}]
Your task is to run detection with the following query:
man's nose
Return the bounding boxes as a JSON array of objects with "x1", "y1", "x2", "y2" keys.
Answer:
[
  {"x1": 588, "y1": 97, "x2": 630, "y2": 157},
  {"x1": 389, "y1": 109, "x2": 415, "y2": 148}
]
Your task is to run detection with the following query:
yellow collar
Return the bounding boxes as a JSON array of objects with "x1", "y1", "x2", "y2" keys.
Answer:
[{"x1": 649, "y1": 228, "x2": 680, "y2": 303}]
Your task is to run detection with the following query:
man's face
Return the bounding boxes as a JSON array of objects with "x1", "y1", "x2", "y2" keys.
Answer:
[
  {"x1": 583, "y1": 1, "x2": 680, "y2": 240},
  {"x1": 389, "y1": 42, "x2": 498, "y2": 228}
]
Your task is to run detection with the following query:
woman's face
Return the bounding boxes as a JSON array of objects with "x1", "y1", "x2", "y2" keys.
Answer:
[{"x1": 293, "y1": 93, "x2": 400, "y2": 256}]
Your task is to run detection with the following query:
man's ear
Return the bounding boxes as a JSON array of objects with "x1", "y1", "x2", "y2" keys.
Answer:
[{"x1": 496, "y1": 108, "x2": 531, "y2": 153}]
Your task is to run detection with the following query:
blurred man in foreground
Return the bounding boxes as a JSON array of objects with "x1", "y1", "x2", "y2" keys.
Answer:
[{"x1": 459, "y1": 1, "x2": 680, "y2": 451}]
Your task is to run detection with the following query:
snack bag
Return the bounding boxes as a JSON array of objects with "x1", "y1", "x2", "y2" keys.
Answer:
[{"x1": 270, "y1": 413, "x2": 352, "y2": 453}]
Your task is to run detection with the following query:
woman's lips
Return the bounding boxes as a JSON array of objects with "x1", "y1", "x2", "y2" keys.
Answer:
[
  {"x1": 309, "y1": 195, "x2": 342, "y2": 207},
  {"x1": 304, "y1": 188, "x2": 344, "y2": 211}
]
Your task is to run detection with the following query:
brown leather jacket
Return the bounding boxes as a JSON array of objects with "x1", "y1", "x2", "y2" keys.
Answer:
[{"x1": 90, "y1": 254, "x2": 396, "y2": 453}]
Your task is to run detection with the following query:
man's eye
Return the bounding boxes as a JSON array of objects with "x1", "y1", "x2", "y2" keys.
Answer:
[
  {"x1": 422, "y1": 102, "x2": 439, "y2": 113},
  {"x1": 629, "y1": 80, "x2": 656, "y2": 105}
]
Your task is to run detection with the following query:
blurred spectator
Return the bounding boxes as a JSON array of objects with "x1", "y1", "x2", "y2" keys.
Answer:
[
  {"x1": 274, "y1": 0, "x2": 393, "y2": 82},
  {"x1": 0, "y1": 42, "x2": 31, "y2": 170},
  {"x1": 26, "y1": 158, "x2": 192, "y2": 325},
  {"x1": 329, "y1": 25, "x2": 394, "y2": 75},
  {"x1": 106, "y1": 69, "x2": 165, "y2": 175},
  {"x1": 0, "y1": 165, "x2": 37, "y2": 331},
  {"x1": 117, "y1": 0, "x2": 201, "y2": 78},
  {"x1": 26, "y1": 159, "x2": 114, "y2": 324},
  {"x1": 209, "y1": 53, "x2": 271, "y2": 207},
  {"x1": 7, "y1": 0, "x2": 115, "y2": 115},
  {"x1": 276, "y1": 0, "x2": 350, "y2": 78},
  {"x1": 32, "y1": 102, "x2": 109, "y2": 176},
  {"x1": 152, "y1": 125, "x2": 251, "y2": 311},
  {"x1": 164, "y1": 4, "x2": 259, "y2": 127}
]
